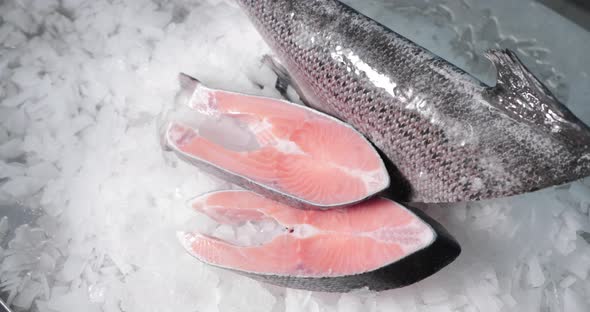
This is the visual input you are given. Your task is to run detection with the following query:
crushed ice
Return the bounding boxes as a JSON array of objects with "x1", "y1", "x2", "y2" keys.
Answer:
[{"x1": 1, "y1": 0, "x2": 590, "y2": 311}]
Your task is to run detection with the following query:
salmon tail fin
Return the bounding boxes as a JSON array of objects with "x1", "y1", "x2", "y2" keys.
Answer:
[{"x1": 484, "y1": 49, "x2": 590, "y2": 136}]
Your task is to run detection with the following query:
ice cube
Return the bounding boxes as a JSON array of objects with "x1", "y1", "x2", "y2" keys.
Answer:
[
  {"x1": 554, "y1": 225, "x2": 577, "y2": 255},
  {"x1": 58, "y1": 255, "x2": 86, "y2": 282},
  {"x1": 39, "y1": 252, "x2": 56, "y2": 272},
  {"x1": 563, "y1": 288, "x2": 587, "y2": 312},
  {"x1": 420, "y1": 303, "x2": 453, "y2": 312},
  {"x1": 31, "y1": 0, "x2": 60, "y2": 13},
  {"x1": 260, "y1": 219, "x2": 280, "y2": 233},
  {"x1": 377, "y1": 288, "x2": 417, "y2": 312},
  {"x1": 12, "y1": 226, "x2": 46, "y2": 248},
  {"x1": 36, "y1": 215, "x2": 59, "y2": 236},
  {"x1": 558, "y1": 275, "x2": 576, "y2": 289},
  {"x1": 217, "y1": 278, "x2": 276, "y2": 312},
  {"x1": 526, "y1": 255, "x2": 545, "y2": 288},
  {"x1": 0, "y1": 216, "x2": 8, "y2": 242},
  {"x1": 212, "y1": 224, "x2": 236, "y2": 242},
  {"x1": 0, "y1": 126, "x2": 8, "y2": 143},
  {"x1": 0, "y1": 161, "x2": 26, "y2": 179},
  {"x1": 565, "y1": 249, "x2": 590, "y2": 280},
  {"x1": 1, "y1": 176, "x2": 45, "y2": 198},
  {"x1": 46, "y1": 288, "x2": 101, "y2": 312},
  {"x1": 337, "y1": 293, "x2": 363, "y2": 312},
  {"x1": 1, "y1": 253, "x2": 36, "y2": 272},
  {"x1": 1, "y1": 88, "x2": 35, "y2": 108},
  {"x1": 70, "y1": 114, "x2": 94, "y2": 134},
  {"x1": 3, "y1": 108, "x2": 26, "y2": 137},
  {"x1": 285, "y1": 289, "x2": 320, "y2": 312},
  {"x1": 465, "y1": 281, "x2": 503, "y2": 312},
  {"x1": 569, "y1": 182, "x2": 590, "y2": 203},
  {"x1": 499, "y1": 294, "x2": 517, "y2": 308},
  {"x1": 87, "y1": 284, "x2": 106, "y2": 303},
  {"x1": 421, "y1": 287, "x2": 449, "y2": 305},
  {"x1": 0, "y1": 138, "x2": 24, "y2": 160},
  {"x1": 26, "y1": 162, "x2": 60, "y2": 180},
  {"x1": 235, "y1": 225, "x2": 254, "y2": 246},
  {"x1": 13, "y1": 280, "x2": 43, "y2": 310},
  {"x1": 562, "y1": 210, "x2": 583, "y2": 233},
  {"x1": 375, "y1": 297, "x2": 405, "y2": 312}
]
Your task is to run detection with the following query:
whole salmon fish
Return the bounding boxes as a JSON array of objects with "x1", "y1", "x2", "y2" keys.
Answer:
[{"x1": 236, "y1": 0, "x2": 590, "y2": 203}]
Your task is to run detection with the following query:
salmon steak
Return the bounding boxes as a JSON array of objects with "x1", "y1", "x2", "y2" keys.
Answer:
[
  {"x1": 162, "y1": 75, "x2": 460, "y2": 290},
  {"x1": 178, "y1": 190, "x2": 460, "y2": 292},
  {"x1": 161, "y1": 74, "x2": 390, "y2": 209}
]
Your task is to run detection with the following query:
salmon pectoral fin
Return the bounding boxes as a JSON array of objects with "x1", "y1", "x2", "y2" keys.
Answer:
[
  {"x1": 261, "y1": 54, "x2": 292, "y2": 100},
  {"x1": 261, "y1": 54, "x2": 312, "y2": 106}
]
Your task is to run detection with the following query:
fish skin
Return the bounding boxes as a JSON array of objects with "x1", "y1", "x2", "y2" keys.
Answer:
[
  {"x1": 235, "y1": 203, "x2": 460, "y2": 292},
  {"x1": 236, "y1": 0, "x2": 590, "y2": 203}
]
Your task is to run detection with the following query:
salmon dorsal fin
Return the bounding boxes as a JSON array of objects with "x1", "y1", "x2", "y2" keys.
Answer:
[
  {"x1": 483, "y1": 49, "x2": 582, "y2": 132},
  {"x1": 485, "y1": 49, "x2": 550, "y2": 94}
]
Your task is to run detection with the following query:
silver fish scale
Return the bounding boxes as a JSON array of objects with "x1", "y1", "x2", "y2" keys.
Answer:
[{"x1": 238, "y1": 0, "x2": 590, "y2": 203}]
